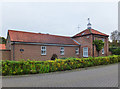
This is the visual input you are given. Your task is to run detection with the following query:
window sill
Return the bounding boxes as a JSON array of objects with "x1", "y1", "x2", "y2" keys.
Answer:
[
  {"x1": 41, "y1": 54, "x2": 46, "y2": 56},
  {"x1": 83, "y1": 56, "x2": 88, "y2": 57}
]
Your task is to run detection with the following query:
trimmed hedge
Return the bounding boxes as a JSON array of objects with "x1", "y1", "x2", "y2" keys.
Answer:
[{"x1": 2, "y1": 55, "x2": 120, "y2": 76}]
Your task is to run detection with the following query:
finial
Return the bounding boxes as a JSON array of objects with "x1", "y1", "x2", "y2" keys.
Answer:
[
  {"x1": 88, "y1": 18, "x2": 90, "y2": 23},
  {"x1": 87, "y1": 18, "x2": 92, "y2": 29}
]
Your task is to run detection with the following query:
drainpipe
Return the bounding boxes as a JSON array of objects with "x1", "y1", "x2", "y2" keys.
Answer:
[
  {"x1": 79, "y1": 45, "x2": 81, "y2": 58},
  {"x1": 92, "y1": 35, "x2": 94, "y2": 57},
  {"x1": 13, "y1": 42, "x2": 15, "y2": 60}
]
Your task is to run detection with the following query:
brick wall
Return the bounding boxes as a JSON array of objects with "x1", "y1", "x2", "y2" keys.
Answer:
[
  {"x1": 0, "y1": 50, "x2": 11, "y2": 60},
  {"x1": 93, "y1": 36, "x2": 109, "y2": 57},
  {"x1": 73, "y1": 34, "x2": 109, "y2": 57},
  {"x1": 73, "y1": 35, "x2": 93, "y2": 57},
  {"x1": 11, "y1": 44, "x2": 80, "y2": 61}
]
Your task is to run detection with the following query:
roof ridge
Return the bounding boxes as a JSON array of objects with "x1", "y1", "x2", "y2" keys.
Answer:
[{"x1": 8, "y1": 30, "x2": 71, "y2": 38}]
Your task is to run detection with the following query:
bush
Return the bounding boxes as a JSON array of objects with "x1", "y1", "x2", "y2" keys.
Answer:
[
  {"x1": 109, "y1": 47, "x2": 120, "y2": 55},
  {"x1": 51, "y1": 54, "x2": 58, "y2": 60},
  {"x1": 2, "y1": 55, "x2": 120, "y2": 76}
]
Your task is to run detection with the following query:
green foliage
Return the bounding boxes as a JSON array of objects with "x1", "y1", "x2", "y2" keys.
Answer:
[
  {"x1": 2, "y1": 55, "x2": 120, "y2": 76},
  {"x1": 0, "y1": 37, "x2": 6, "y2": 44},
  {"x1": 51, "y1": 54, "x2": 58, "y2": 60},
  {"x1": 109, "y1": 47, "x2": 120, "y2": 55},
  {"x1": 93, "y1": 39, "x2": 104, "y2": 56}
]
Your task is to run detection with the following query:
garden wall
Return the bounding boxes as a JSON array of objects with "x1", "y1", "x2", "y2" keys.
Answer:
[{"x1": 0, "y1": 50, "x2": 11, "y2": 60}]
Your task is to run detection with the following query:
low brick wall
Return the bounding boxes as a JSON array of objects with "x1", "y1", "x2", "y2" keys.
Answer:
[{"x1": 0, "y1": 50, "x2": 11, "y2": 60}]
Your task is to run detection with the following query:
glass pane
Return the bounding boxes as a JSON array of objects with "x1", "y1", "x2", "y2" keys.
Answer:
[{"x1": 61, "y1": 47, "x2": 64, "y2": 50}]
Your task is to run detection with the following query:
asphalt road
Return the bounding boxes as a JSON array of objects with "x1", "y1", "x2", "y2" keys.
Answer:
[{"x1": 2, "y1": 64, "x2": 118, "y2": 87}]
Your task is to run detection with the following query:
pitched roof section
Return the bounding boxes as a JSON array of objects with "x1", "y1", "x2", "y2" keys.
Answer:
[
  {"x1": 73, "y1": 29, "x2": 109, "y2": 37},
  {"x1": 0, "y1": 44, "x2": 6, "y2": 49},
  {"x1": 8, "y1": 30, "x2": 79, "y2": 45}
]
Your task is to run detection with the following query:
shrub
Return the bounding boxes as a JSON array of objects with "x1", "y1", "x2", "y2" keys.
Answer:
[
  {"x1": 2, "y1": 55, "x2": 120, "y2": 76},
  {"x1": 51, "y1": 54, "x2": 58, "y2": 60},
  {"x1": 109, "y1": 47, "x2": 120, "y2": 55}
]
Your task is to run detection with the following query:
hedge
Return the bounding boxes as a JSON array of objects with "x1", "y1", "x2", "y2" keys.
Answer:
[{"x1": 1, "y1": 55, "x2": 120, "y2": 76}]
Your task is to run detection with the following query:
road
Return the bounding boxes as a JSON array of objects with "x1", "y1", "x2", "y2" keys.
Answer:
[{"x1": 2, "y1": 64, "x2": 118, "y2": 87}]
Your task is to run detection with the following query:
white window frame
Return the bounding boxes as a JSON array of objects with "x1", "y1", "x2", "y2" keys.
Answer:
[
  {"x1": 83, "y1": 47, "x2": 88, "y2": 57},
  {"x1": 75, "y1": 48, "x2": 79, "y2": 55},
  {"x1": 60, "y1": 47, "x2": 64, "y2": 55},
  {"x1": 41, "y1": 46, "x2": 46, "y2": 55},
  {"x1": 102, "y1": 48, "x2": 104, "y2": 54}
]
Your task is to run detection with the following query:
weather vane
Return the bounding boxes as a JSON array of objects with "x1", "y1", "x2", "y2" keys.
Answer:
[{"x1": 77, "y1": 24, "x2": 80, "y2": 32}]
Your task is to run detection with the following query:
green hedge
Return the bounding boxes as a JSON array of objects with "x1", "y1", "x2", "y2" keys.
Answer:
[{"x1": 2, "y1": 55, "x2": 120, "y2": 76}]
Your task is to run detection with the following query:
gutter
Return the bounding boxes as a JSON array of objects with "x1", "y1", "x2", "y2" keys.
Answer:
[{"x1": 11, "y1": 41, "x2": 79, "y2": 47}]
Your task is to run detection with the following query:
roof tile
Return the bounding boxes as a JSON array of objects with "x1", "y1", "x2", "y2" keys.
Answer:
[
  {"x1": 73, "y1": 29, "x2": 109, "y2": 37},
  {"x1": 8, "y1": 30, "x2": 79, "y2": 45},
  {"x1": 0, "y1": 44, "x2": 6, "y2": 49}
]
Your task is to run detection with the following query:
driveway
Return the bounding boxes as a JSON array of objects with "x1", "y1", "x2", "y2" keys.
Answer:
[{"x1": 2, "y1": 64, "x2": 118, "y2": 87}]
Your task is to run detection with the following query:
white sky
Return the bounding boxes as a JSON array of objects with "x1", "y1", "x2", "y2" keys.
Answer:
[{"x1": 0, "y1": 1, "x2": 118, "y2": 41}]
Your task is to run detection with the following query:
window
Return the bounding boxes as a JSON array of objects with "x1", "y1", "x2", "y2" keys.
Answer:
[
  {"x1": 82, "y1": 32, "x2": 85, "y2": 35},
  {"x1": 102, "y1": 48, "x2": 104, "y2": 54},
  {"x1": 41, "y1": 46, "x2": 46, "y2": 55},
  {"x1": 60, "y1": 47, "x2": 64, "y2": 55},
  {"x1": 20, "y1": 49, "x2": 24, "y2": 52},
  {"x1": 102, "y1": 38, "x2": 104, "y2": 42},
  {"x1": 83, "y1": 47, "x2": 88, "y2": 57},
  {"x1": 75, "y1": 48, "x2": 79, "y2": 55},
  {"x1": 87, "y1": 36, "x2": 89, "y2": 38}
]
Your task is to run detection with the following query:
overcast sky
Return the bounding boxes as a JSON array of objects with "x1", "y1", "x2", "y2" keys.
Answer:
[{"x1": 1, "y1": 2, "x2": 118, "y2": 40}]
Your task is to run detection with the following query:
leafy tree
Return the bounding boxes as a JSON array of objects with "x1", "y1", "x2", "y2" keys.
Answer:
[
  {"x1": 110, "y1": 30, "x2": 120, "y2": 45},
  {"x1": 0, "y1": 37, "x2": 6, "y2": 44},
  {"x1": 93, "y1": 39, "x2": 104, "y2": 56}
]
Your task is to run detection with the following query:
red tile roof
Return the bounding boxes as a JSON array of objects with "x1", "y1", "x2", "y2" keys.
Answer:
[
  {"x1": 8, "y1": 30, "x2": 79, "y2": 45},
  {"x1": 73, "y1": 29, "x2": 109, "y2": 37},
  {"x1": 0, "y1": 44, "x2": 6, "y2": 49}
]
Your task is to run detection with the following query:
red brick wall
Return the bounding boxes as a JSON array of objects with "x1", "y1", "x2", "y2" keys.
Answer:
[
  {"x1": 74, "y1": 35, "x2": 93, "y2": 57},
  {"x1": 11, "y1": 44, "x2": 80, "y2": 61},
  {"x1": 93, "y1": 36, "x2": 109, "y2": 57},
  {"x1": 0, "y1": 50, "x2": 11, "y2": 60},
  {"x1": 73, "y1": 35, "x2": 109, "y2": 57}
]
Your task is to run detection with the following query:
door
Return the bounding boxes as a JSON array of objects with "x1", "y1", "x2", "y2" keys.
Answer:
[{"x1": 83, "y1": 47, "x2": 88, "y2": 57}]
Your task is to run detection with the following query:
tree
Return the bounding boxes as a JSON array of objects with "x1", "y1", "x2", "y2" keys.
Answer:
[
  {"x1": 110, "y1": 30, "x2": 120, "y2": 42},
  {"x1": 110, "y1": 30, "x2": 120, "y2": 47},
  {"x1": 0, "y1": 37, "x2": 6, "y2": 44},
  {"x1": 93, "y1": 39, "x2": 104, "y2": 56}
]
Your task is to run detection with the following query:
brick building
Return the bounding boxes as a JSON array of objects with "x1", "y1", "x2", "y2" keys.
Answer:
[
  {"x1": 4, "y1": 21, "x2": 109, "y2": 61},
  {"x1": 0, "y1": 44, "x2": 11, "y2": 60}
]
